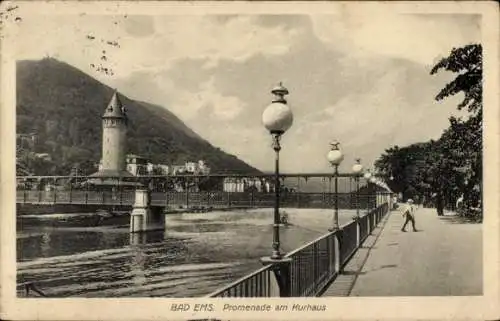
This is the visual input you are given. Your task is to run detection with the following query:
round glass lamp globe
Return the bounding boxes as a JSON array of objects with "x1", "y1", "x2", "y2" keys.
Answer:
[
  {"x1": 352, "y1": 163, "x2": 363, "y2": 174},
  {"x1": 262, "y1": 102, "x2": 293, "y2": 133},
  {"x1": 364, "y1": 172, "x2": 372, "y2": 179},
  {"x1": 327, "y1": 149, "x2": 344, "y2": 166}
]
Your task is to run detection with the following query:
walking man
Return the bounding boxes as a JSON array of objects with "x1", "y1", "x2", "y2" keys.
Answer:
[{"x1": 401, "y1": 199, "x2": 417, "y2": 232}]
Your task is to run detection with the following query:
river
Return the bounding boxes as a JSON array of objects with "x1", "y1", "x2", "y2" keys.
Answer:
[{"x1": 17, "y1": 208, "x2": 359, "y2": 297}]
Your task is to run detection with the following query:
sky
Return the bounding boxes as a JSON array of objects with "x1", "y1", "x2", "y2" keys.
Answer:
[{"x1": 8, "y1": 4, "x2": 481, "y2": 173}]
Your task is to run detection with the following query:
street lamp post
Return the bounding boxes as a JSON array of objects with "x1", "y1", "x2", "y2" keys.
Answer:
[
  {"x1": 259, "y1": 82, "x2": 294, "y2": 298},
  {"x1": 352, "y1": 159, "x2": 363, "y2": 218},
  {"x1": 261, "y1": 82, "x2": 293, "y2": 260},
  {"x1": 369, "y1": 176, "x2": 377, "y2": 209},
  {"x1": 327, "y1": 141, "x2": 344, "y2": 231},
  {"x1": 364, "y1": 171, "x2": 372, "y2": 212}
]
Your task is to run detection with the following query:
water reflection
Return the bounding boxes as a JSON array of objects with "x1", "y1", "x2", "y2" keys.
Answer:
[
  {"x1": 129, "y1": 232, "x2": 147, "y2": 246},
  {"x1": 17, "y1": 208, "x2": 356, "y2": 297},
  {"x1": 41, "y1": 233, "x2": 51, "y2": 257},
  {"x1": 130, "y1": 241, "x2": 147, "y2": 287}
]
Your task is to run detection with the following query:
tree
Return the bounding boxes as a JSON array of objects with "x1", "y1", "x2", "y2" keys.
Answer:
[
  {"x1": 430, "y1": 43, "x2": 482, "y2": 218},
  {"x1": 374, "y1": 44, "x2": 482, "y2": 219},
  {"x1": 431, "y1": 44, "x2": 482, "y2": 116},
  {"x1": 374, "y1": 143, "x2": 429, "y2": 201}
]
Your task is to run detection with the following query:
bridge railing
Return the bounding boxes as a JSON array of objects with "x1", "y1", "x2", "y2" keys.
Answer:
[
  {"x1": 16, "y1": 174, "x2": 386, "y2": 209},
  {"x1": 16, "y1": 189, "x2": 378, "y2": 210},
  {"x1": 207, "y1": 201, "x2": 390, "y2": 297}
]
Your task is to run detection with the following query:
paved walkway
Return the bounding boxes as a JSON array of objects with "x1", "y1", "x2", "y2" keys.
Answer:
[{"x1": 322, "y1": 207, "x2": 482, "y2": 296}]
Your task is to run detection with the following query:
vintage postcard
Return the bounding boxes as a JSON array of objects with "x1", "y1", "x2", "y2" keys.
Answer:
[{"x1": 1, "y1": 1, "x2": 499, "y2": 320}]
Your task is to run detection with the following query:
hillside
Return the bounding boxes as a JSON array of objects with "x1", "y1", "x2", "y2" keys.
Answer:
[{"x1": 16, "y1": 58, "x2": 262, "y2": 175}]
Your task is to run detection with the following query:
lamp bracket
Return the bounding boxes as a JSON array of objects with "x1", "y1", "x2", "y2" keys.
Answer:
[{"x1": 330, "y1": 141, "x2": 340, "y2": 150}]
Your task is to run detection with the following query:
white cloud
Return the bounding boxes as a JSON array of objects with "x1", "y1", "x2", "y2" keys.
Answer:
[
  {"x1": 14, "y1": 14, "x2": 302, "y2": 80},
  {"x1": 8, "y1": 8, "x2": 480, "y2": 173},
  {"x1": 311, "y1": 11, "x2": 480, "y2": 66},
  {"x1": 169, "y1": 77, "x2": 246, "y2": 121},
  {"x1": 152, "y1": 16, "x2": 300, "y2": 64},
  {"x1": 283, "y1": 67, "x2": 461, "y2": 172}
]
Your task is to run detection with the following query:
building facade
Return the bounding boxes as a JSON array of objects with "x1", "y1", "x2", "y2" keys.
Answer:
[
  {"x1": 223, "y1": 177, "x2": 274, "y2": 193},
  {"x1": 126, "y1": 154, "x2": 149, "y2": 176},
  {"x1": 171, "y1": 160, "x2": 210, "y2": 175}
]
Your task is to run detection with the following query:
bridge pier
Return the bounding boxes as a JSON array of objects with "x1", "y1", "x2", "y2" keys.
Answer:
[{"x1": 130, "y1": 189, "x2": 164, "y2": 233}]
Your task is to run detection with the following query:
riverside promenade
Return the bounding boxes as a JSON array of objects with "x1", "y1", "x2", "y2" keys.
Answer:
[{"x1": 322, "y1": 207, "x2": 482, "y2": 296}]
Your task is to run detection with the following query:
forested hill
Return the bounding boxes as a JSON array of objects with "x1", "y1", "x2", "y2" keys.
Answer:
[{"x1": 16, "y1": 58, "x2": 261, "y2": 175}]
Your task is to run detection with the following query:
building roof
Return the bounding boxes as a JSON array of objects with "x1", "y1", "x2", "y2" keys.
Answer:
[
  {"x1": 81, "y1": 178, "x2": 143, "y2": 187},
  {"x1": 89, "y1": 169, "x2": 134, "y2": 178},
  {"x1": 103, "y1": 91, "x2": 127, "y2": 119},
  {"x1": 126, "y1": 154, "x2": 147, "y2": 160}
]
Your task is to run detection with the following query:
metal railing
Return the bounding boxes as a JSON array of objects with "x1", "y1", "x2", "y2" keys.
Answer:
[
  {"x1": 208, "y1": 201, "x2": 390, "y2": 298},
  {"x1": 358, "y1": 214, "x2": 370, "y2": 245},
  {"x1": 16, "y1": 190, "x2": 378, "y2": 210},
  {"x1": 16, "y1": 174, "x2": 384, "y2": 204},
  {"x1": 286, "y1": 230, "x2": 336, "y2": 296},
  {"x1": 339, "y1": 217, "x2": 359, "y2": 266},
  {"x1": 205, "y1": 264, "x2": 275, "y2": 297}
]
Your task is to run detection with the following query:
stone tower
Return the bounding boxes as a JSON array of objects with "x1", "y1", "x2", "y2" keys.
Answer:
[
  {"x1": 102, "y1": 90, "x2": 127, "y2": 174},
  {"x1": 91, "y1": 90, "x2": 131, "y2": 177}
]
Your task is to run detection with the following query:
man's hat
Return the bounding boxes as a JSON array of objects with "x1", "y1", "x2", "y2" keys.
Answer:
[{"x1": 407, "y1": 199, "x2": 414, "y2": 203}]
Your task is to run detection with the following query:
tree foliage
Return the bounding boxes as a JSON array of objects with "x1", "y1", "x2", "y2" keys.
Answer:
[
  {"x1": 430, "y1": 44, "x2": 482, "y2": 114},
  {"x1": 375, "y1": 44, "x2": 482, "y2": 220}
]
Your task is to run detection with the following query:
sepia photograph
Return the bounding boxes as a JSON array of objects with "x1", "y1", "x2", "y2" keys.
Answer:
[{"x1": 1, "y1": 1, "x2": 499, "y2": 320}]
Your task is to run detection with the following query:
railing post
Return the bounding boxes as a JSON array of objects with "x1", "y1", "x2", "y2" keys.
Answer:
[
  {"x1": 322, "y1": 177, "x2": 326, "y2": 208},
  {"x1": 227, "y1": 191, "x2": 231, "y2": 208},
  {"x1": 296, "y1": 177, "x2": 301, "y2": 208},
  {"x1": 334, "y1": 233, "x2": 341, "y2": 273},
  {"x1": 53, "y1": 177, "x2": 57, "y2": 204},
  {"x1": 118, "y1": 179, "x2": 122, "y2": 206},
  {"x1": 23, "y1": 184, "x2": 27, "y2": 204},
  {"x1": 185, "y1": 180, "x2": 189, "y2": 209},
  {"x1": 313, "y1": 242, "x2": 319, "y2": 292},
  {"x1": 69, "y1": 178, "x2": 73, "y2": 204},
  {"x1": 38, "y1": 179, "x2": 42, "y2": 203},
  {"x1": 356, "y1": 218, "x2": 361, "y2": 247}
]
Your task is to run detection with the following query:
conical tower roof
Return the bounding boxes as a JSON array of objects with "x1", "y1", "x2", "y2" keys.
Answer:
[{"x1": 103, "y1": 90, "x2": 126, "y2": 118}]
